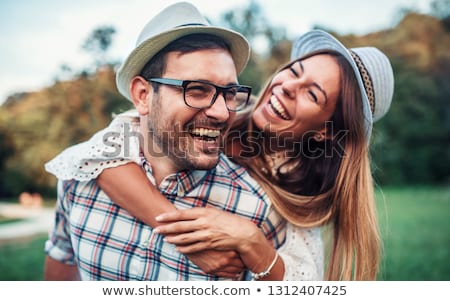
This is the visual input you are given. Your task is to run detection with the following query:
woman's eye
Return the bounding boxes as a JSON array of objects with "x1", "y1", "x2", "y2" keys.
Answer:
[
  {"x1": 308, "y1": 91, "x2": 318, "y2": 102},
  {"x1": 290, "y1": 66, "x2": 299, "y2": 77}
]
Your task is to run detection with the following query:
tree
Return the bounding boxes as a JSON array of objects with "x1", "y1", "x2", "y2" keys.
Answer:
[
  {"x1": 82, "y1": 25, "x2": 116, "y2": 69},
  {"x1": 0, "y1": 124, "x2": 15, "y2": 175},
  {"x1": 219, "y1": 0, "x2": 289, "y2": 93},
  {"x1": 0, "y1": 123, "x2": 22, "y2": 197},
  {"x1": 430, "y1": 0, "x2": 450, "y2": 30},
  {"x1": 430, "y1": 0, "x2": 450, "y2": 20}
]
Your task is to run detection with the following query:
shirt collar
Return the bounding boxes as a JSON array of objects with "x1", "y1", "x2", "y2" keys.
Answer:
[{"x1": 140, "y1": 156, "x2": 208, "y2": 196}]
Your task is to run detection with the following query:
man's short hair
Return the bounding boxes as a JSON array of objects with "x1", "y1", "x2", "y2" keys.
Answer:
[{"x1": 140, "y1": 33, "x2": 231, "y2": 91}]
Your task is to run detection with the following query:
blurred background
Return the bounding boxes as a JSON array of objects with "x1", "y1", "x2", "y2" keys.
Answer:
[{"x1": 0, "y1": 0, "x2": 449, "y2": 280}]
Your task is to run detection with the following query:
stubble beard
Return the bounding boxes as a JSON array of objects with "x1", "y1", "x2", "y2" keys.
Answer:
[{"x1": 147, "y1": 97, "x2": 220, "y2": 171}]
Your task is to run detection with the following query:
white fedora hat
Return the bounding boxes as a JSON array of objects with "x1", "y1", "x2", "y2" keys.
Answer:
[
  {"x1": 116, "y1": 1, "x2": 250, "y2": 101},
  {"x1": 291, "y1": 30, "x2": 394, "y2": 140}
]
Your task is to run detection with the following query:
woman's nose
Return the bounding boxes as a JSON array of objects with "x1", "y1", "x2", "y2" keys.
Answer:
[{"x1": 281, "y1": 78, "x2": 301, "y2": 99}]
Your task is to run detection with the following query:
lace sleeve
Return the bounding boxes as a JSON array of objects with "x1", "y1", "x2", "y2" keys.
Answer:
[
  {"x1": 44, "y1": 110, "x2": 141, "y2": 181},
  {"x1": 278, "y1": 223, "x2": 324, "y2": 280}
]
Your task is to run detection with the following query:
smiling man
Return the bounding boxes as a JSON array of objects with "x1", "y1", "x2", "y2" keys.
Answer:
[
  {"x1": 44, "y1": 2, "x2": 285, "y2": 281},
  {"x1": 137, "y1": 47, "x2": 247, "y2": 183}
]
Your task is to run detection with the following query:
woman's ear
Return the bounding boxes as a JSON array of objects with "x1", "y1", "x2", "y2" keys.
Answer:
[
  {"x1": 130, "y1": 76, "x2": 152, "y2": 115},
  {"x1": 313, "y1": 126, "x2": 333, "y2": 142},
  {"x1": 313, "y1": 132, "x2": 325, "y2": 142}
]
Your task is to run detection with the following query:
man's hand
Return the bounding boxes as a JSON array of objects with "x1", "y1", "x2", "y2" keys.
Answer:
[{"x1": 186, "y1": 249, "x2": 245, "y2": 279}]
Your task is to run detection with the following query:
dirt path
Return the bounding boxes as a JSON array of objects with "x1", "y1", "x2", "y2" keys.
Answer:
[{"x1": 0, "y1": 203, "x2": 54, "y2": 241}]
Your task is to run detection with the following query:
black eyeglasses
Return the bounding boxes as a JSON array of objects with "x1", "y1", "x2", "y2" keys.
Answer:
[{"x1": 148, "y1": 78, "x2": 252, "y2": 112}]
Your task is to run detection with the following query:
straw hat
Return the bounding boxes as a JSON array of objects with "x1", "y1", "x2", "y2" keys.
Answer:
[
  {"x1": 291, "y1": 30, "x2": 394, "y2": 139},
  {"x1": 116, "y1": 2, "x2": 250, "y2": 101}
]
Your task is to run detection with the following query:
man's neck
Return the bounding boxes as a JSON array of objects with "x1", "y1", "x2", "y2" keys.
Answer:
[
  {"x1": 146, "y1": 156, "x2": 177, "y2": 185},
  {"x1": 140, "y1": 125, "x2": 177, "y2": 185}
]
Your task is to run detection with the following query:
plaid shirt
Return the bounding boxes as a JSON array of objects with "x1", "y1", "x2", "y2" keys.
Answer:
[{"x1": 45, "y1": 153, "x2": 286, "y2": 280}]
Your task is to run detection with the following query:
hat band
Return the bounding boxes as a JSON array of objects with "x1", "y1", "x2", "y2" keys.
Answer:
[
  {"x1": 350, "y1": 51, "x2": 375, "y2": 115},
  {"x1": 175, "y1": 23, "x2": 208, "y2": 28}
]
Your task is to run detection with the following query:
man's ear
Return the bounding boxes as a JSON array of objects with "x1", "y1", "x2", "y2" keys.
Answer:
[{"x1": 130, "y1": 76, "x2": 152, "y2": 115}]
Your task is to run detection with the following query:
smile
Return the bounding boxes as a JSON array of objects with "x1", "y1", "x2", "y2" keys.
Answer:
[
  {"x1": 269, "y1": 95, "x2": 290, "y2": 120},
  {"x1": 189, "y1": 127, "x2": 221, "y2": 143}
]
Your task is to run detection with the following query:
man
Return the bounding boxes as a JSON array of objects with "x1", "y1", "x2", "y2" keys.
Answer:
[{"x1": 44, "y1": 2, "x2": 285, "y2": 280}]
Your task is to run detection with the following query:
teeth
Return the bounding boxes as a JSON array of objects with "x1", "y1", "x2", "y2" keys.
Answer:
[
  {"x1": 270, "y1": 95, "x2": 289, "y2": 120},
  {"x1": 190, "y1": 128, "x2": 220, "y2": 138}
]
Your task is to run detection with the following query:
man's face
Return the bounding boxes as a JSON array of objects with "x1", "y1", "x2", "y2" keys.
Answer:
[{"x1": 146, "y1": 48, "x2": 238, "y2": 172}]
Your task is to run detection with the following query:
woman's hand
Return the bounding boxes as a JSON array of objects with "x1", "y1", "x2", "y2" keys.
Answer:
[
  {"x1": 155, "y1": 207, "x2": 260, "y2": 253},
  {"x1": 155, "y1": 207, "x2": 279, "y2": 275}
]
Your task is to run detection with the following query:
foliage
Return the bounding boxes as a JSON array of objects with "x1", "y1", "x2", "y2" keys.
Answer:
[
  {"x1": 219, "y1": 0, "x2": 290, "y2": 93},
  {"x1": 367, "y1": 14, "x2": 450, "y2": 185},
  {"x1": 82, "y1": 25, "x2": 116, "y2": 69},
  {"x1": 371, "y1": 62, "x2": 450, "y2": 184},
  {"x1": 430, "y1": 0, "x2": 450, "y2": 20},
  {"x1": 0, "y1": 125, "x2": 15, "y2": 195},
  {"x1": 220, "y1": 0, "x2": 287, "y2": 49},
  {"x1": 0, "y1": 4, "x2": 449, "y2": 197},
  {"x1": 0, "y1": 66, "x2": 132, "y2": 197}
]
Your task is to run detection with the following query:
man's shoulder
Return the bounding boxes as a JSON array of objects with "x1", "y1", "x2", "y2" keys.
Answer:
[
  {"x1": 57, "y1": 178, "x2": 100, "y2": 198},
  {"x1": 215, "y1": 153, "x2": 251, "y2": 179},
  {"x1": 212, "y1": 153, "x2": 265, "y2": 195}
]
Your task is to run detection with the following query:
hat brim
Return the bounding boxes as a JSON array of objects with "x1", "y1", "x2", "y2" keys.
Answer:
[
  {"x1": 291, "y1": 30, "x2": 373, "y2": 139},
  {"x1": 116, "y1": 25, "x2": 250, "y2": 101}
]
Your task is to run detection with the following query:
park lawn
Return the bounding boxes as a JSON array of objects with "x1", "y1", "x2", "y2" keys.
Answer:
[
  {"x1": 0, "y1": 234, "x2": 48, "y2": 280},
  {"x1": 0, "y1": 186, "x2": 448, "y2": 281},
  {"x1": 376, "y1": 186, "x2": 450, "y2": 280}
]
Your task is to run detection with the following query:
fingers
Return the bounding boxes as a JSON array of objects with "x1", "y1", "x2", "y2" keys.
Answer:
[
  {"x1": 154, "y1": 220, "x2": 202, "y2": 235},
  {"x1": 166, "y1": 232, "x2": 212, "y2": 252},
  {"x1": 222, "y1": 252, "x2": 246, "y2": 269},
  {"x1": 156, "y1": 207, "x2": 211, "y2": 222},
  {"x1": 208, "y1": 268, "x2": 245, "y2": 279},
  {"x1": 186, "y1": 250, "x2": 246, "y2": 278},
  {"x1": 215, "y1": 271, "x2": 244, "y2": 279},
  {"x1": 175, "y1": 242, "x2": 210, "y2": 254}
]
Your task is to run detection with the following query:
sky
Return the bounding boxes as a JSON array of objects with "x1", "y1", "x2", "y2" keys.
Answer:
[{"x1": 0, "y1": 0, "x2": 433, "y2": 104}]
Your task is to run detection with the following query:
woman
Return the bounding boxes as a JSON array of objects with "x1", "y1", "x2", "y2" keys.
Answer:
[{"x1": 45, "y1": 30, "x2": 394, "y2": 280}]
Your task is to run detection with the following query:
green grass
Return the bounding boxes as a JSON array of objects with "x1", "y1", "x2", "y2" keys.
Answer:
[
  {"x1": 0, "y1": 234, "x2": 47, "y2": 280},
  {"x1": 0, "y1": 186, "x2": 448, "y2": 280},
  {"x1": 376, "y1": 186, "x2": 450, "y2": 280}
]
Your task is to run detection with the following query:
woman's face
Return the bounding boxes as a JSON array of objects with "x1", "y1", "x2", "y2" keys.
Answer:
[{"x1": 252, "y1": 54, "x2": 341, "y2": 143}]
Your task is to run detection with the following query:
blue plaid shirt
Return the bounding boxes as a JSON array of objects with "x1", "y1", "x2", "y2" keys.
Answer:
[{"x1": 45, "y1": 153, "x2": 286, "y2": 280}]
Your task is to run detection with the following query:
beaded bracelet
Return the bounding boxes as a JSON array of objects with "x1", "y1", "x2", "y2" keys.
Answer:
[{"x1": 251, "y1": 252, "x2": 279, "y2": 280}]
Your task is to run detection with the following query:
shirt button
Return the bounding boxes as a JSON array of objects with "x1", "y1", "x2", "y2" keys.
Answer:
[{"x1": 142, "y1": 241, "x2": 149, "y2": 248}]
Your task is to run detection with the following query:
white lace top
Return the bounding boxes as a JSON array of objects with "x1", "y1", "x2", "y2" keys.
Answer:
[{"x1": 45, "y1": 110, "x2": 324, "y2": 280}]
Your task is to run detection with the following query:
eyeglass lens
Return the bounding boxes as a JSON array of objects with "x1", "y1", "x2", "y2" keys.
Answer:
[{"x1": 184, "y1": 81, "x2": 249, "y2": 111}]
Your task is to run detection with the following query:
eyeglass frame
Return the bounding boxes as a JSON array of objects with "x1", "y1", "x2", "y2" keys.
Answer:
[{"x1": 147, "y1": 78, "x2": 252, "y2": 112}]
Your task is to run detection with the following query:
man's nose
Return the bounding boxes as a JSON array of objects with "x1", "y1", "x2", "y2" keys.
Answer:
[{"x1": 203, "y1": 94, "x2": 230, "y2": 122}]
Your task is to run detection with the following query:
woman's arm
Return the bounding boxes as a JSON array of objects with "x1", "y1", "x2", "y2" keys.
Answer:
[
  {"x1": 97, "y1": 163, "x2": 246, "y2": 278},
  {"x1": 44, "y1": 256, "x2": 80, "y2": 281},
  {"x1": 97, "y1": 162, "x2": 176, "y2": 227},
  {"x1": 154, "y1": 207, "x2": 285, "y2": 280}
]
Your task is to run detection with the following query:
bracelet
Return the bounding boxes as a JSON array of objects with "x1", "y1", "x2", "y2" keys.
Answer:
[{"x1": 251, "y1": 252, "x2": 279, "y2": 280}]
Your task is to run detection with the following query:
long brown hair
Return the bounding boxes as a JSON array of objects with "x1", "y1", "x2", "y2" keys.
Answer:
[{"x1": 228, "y1": 52, "x2": 381, "y2": 280}]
